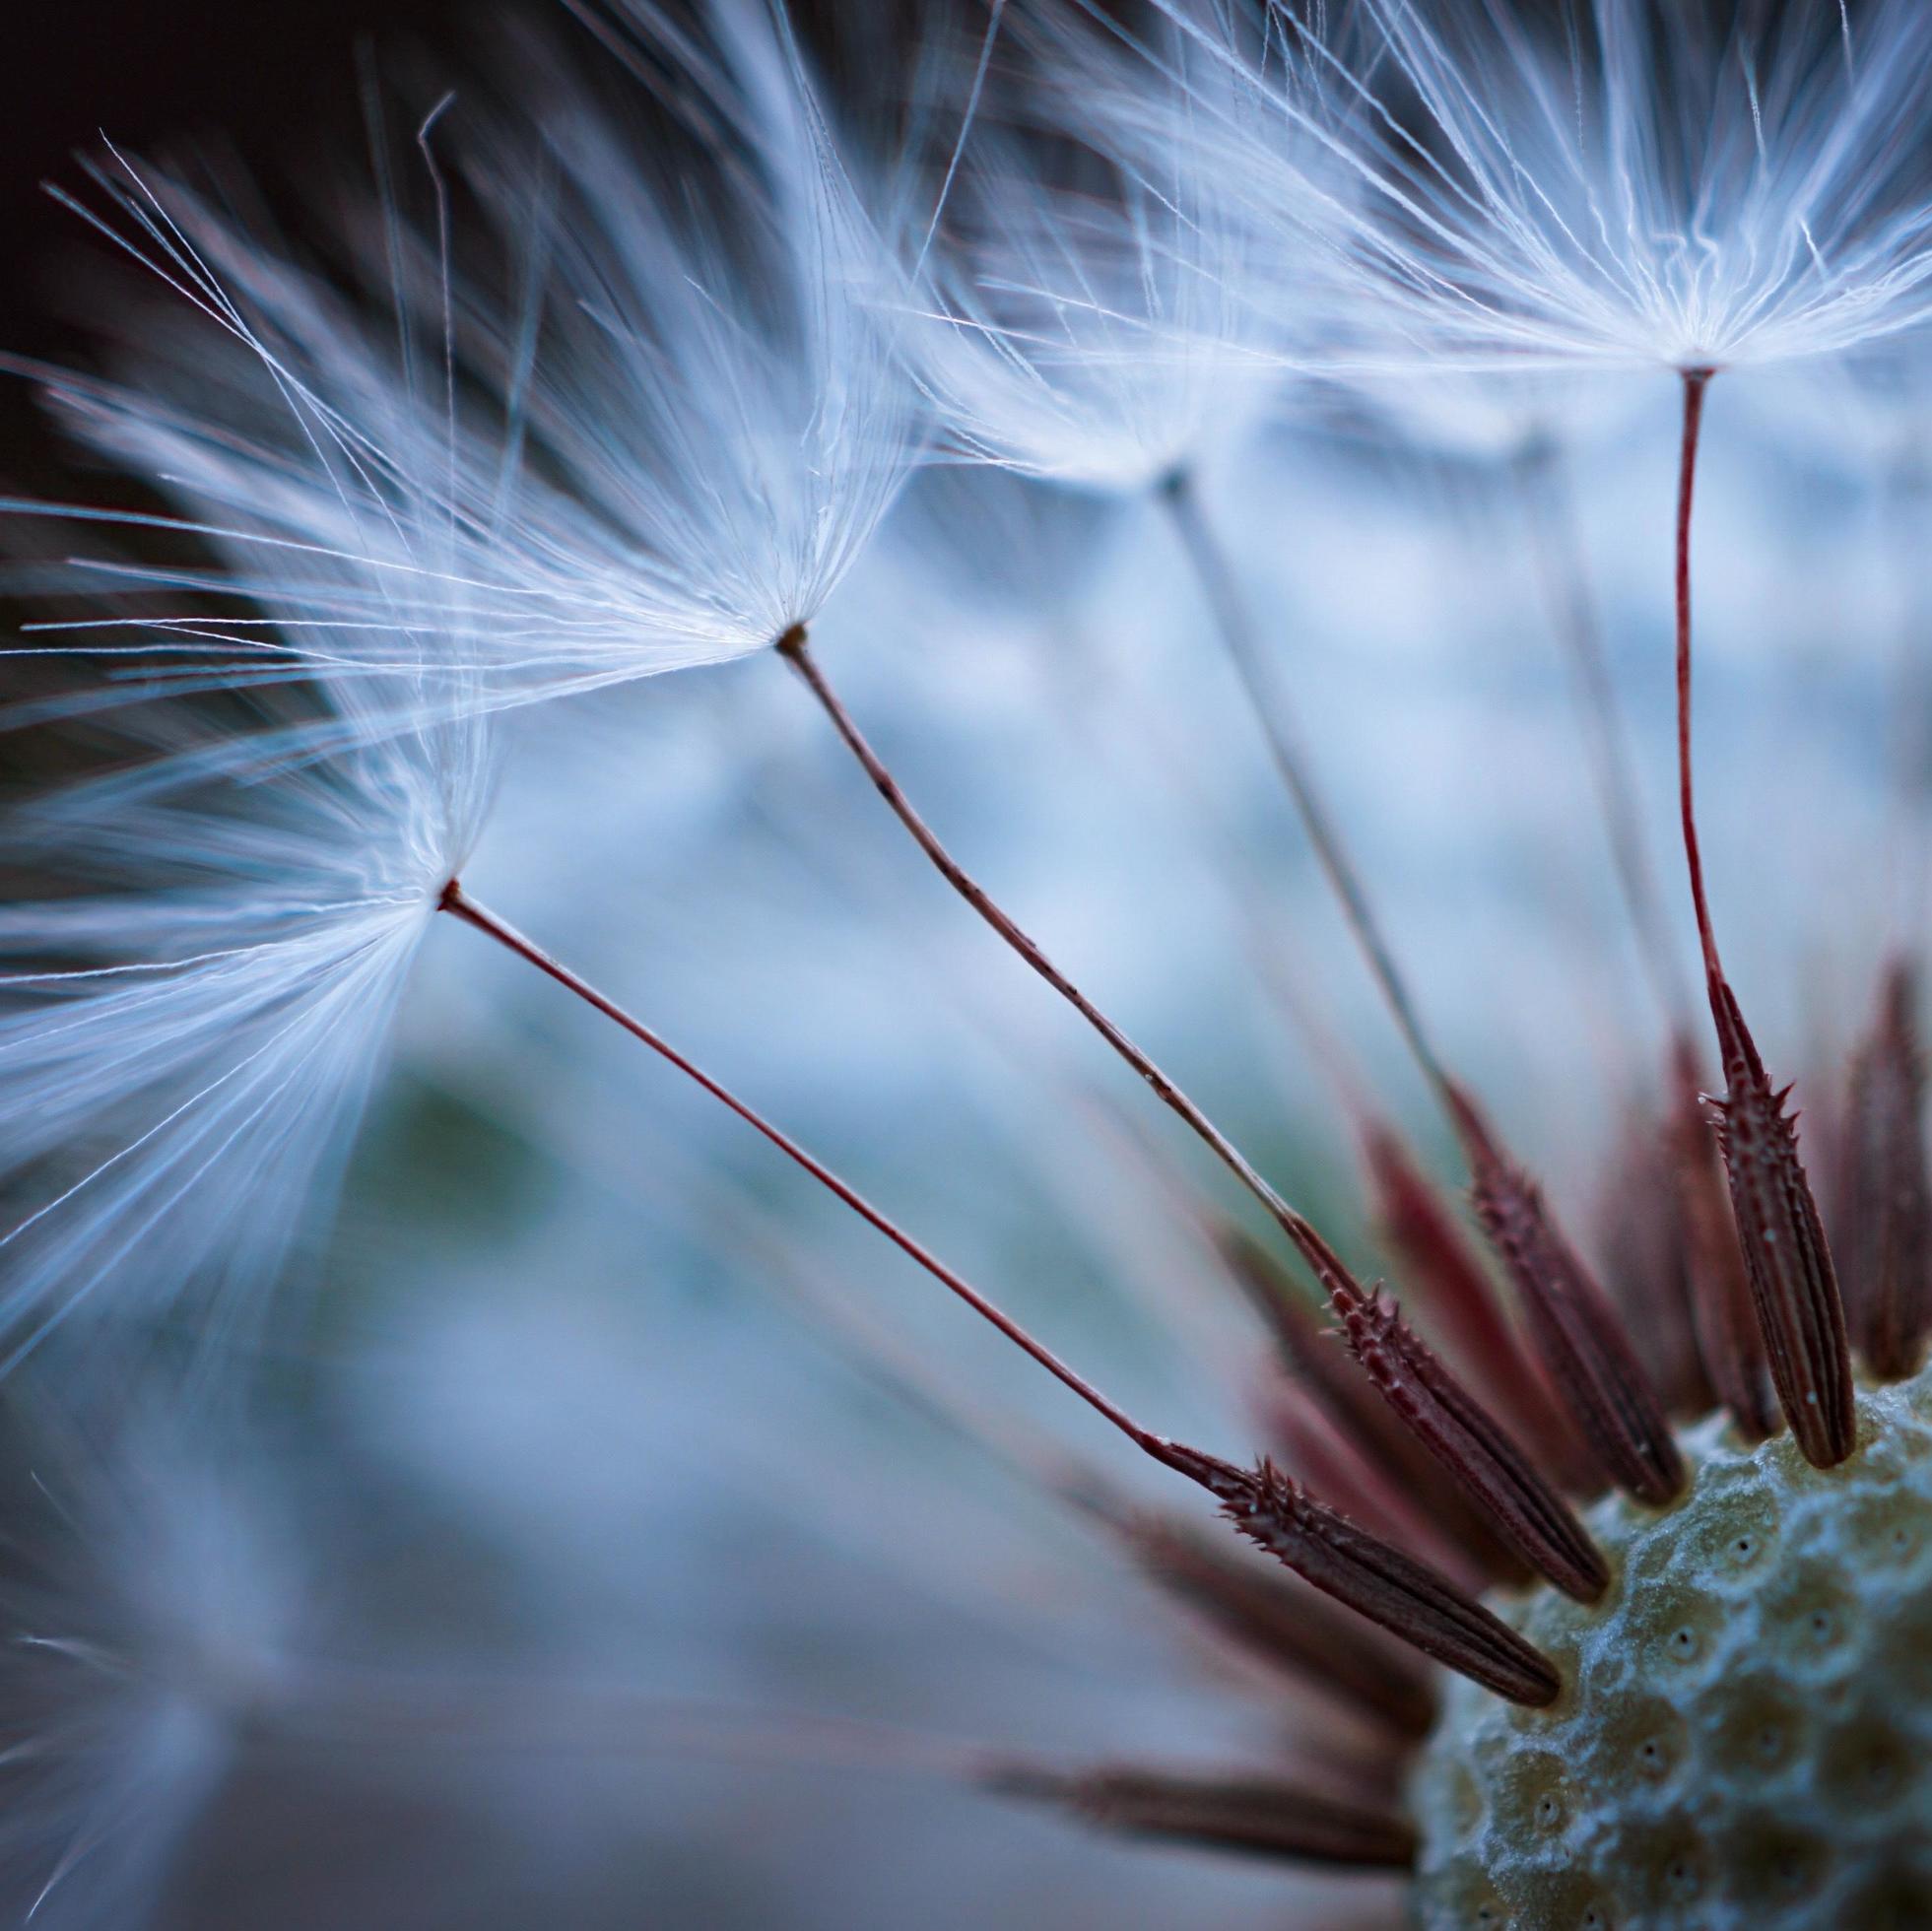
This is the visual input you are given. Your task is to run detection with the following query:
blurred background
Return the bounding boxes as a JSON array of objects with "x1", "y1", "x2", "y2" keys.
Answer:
[{"x1": 3, "y1": 5, "x2": 1925, "y2": 1927}]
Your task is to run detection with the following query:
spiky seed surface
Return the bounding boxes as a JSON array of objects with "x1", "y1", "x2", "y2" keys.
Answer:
[
  {"x1": 1707, "y1": 983, "x2": 1855, "y2": 1469},
  {"x1": 1409, "y1": 1371, "x2": 1932, "y2": 1929}
]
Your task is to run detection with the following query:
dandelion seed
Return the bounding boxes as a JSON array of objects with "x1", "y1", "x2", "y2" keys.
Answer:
[
  {"x1": 7, "y1": 140, "x2": 563, "y2": 737},
  {"x1": 1209, "y1": 0, "x2": 1897, "y2": 1474},
  {"x1": 1674, "y1": 366, "x2": 1855, "y2": 1468},
  {"x1": 431, "y1": 877, "x2": 1563, "y2": 1713},
  {"x1": 1664, "y1": 1034, "x2": 1780, "y2": 1440},
  {"x1": 1835, "y1": 960, "x2": 1932, "y2": 1379},
  {"x1": 1361, "y1": 1122, "x2": 1583, "y2": 1477},
  {"x1": 652, "y1": 1135, "x2": 1446, "y2": 1741},
  {"x1": 1213, "y1": 1224, "x2": 1530, "y2": 1585},
  {"x1": 1164, "y1": 434, "x2": 1688, "y2": 1503},
  {"x1": 444, "y1": 0, "x2": 928, "y2": 673},
  {"x1": 1323, "y1": 1265, "x2": 1608, "y2": 1603}
]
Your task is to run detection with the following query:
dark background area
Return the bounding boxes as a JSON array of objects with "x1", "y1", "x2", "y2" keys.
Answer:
[
  {"x1": 0, "y1": 0, "x2": 477, "y2": 477},
  {"x1": 0, "y1": 0, "x2": 894, "y2": 489}
]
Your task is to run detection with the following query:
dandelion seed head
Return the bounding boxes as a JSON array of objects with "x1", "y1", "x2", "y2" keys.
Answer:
[
  {"x1": 15, "y1": 143, "x2": 621, "y2": 733},
  {"x1": 9, "y1": 0, "x2": 1932, "y2": 1918}
]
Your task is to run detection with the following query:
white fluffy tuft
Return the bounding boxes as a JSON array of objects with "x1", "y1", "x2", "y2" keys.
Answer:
[
  {"x1": 1166, "y1": 0, "x2": 1932, "y2": 373},
  {"x1": 907, "y1": 1, "x2": 1307, "y2": 492}
]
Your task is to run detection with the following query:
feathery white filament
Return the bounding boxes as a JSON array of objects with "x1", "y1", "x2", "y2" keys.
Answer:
[
  {"x1": 1166, "y1": 0, "x2": 1932, "y2": 373},
  {"x1": 2, "y1": 142, "x2": 497, "y2": 1358},
  {"x1": 0, "y1": 707, "x2": 490, "y2": 1361},
  {"x1": 909, "y1": 1, "x2": 1306, "y2": 492}
]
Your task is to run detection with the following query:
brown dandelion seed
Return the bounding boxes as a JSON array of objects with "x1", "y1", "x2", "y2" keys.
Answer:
[
  {"x1": 985, "y1": 1762, "x2": 1419, "y2": 1869},
  {"x1": 1666, "y1": 1034, "x2": 1779, "y2": 1439},
  {"x1": 1319, "y1": 1260, "x2": 1609, "y2": 1603},
  {"x1": 1117, "y1": 1509, "x2": 1438, "y2": 1740},
  {"x1": 1152, "y1": 1442, "x2": 1562, "y2": 1708},
  {"x1": 1364, "y1": 1121, "x2": 1584, "y2": 1479},
  {"x1": 1214, "y1": 1223, "x2": 1523, "y2": 1582},
  {"x1": 1704, "y1": 983, "x2": 1856, "y2": 1467},
  {"x1": 1835, "y1": 959, "x2": 1932, "y2": 1381},
  {"x1": 1163, "y1": 466, "x2": 1684, "y2": 1511},
  {"x1": 1449, "y1": 1085, "x2": 1686, "y2": 1505},
  {"x1": 1672, "y1": 368, "x2": 1854, "y2": 1469}
]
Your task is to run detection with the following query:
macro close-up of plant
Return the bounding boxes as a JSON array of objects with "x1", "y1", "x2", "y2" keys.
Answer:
[{"x1": 6, "y1": 0, "x2": 1932, "y2": 1924}]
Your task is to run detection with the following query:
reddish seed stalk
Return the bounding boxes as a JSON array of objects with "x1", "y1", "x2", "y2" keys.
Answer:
[
  {"x1": 1517, "y1": 441, "x2": 1691, "y2": 1035},
  {"x1": 774, "y1": 628, "x2": 1349, "y2": 1302},
  {"x1": 439, "y1": 881, "x2": 1153, "y2": 1453},
  {"x1": 440, "y1": 882, "x2": 1562, "y2": 1700},
  {"x1": 1675, "y1": 371, "x2": 1721, "y2": 987},
  {"x1": 1522, "y1": 414, "x2": 1779, "y2": 1455},
  {"x1": 1671, "y1": 369, "x2": 1856, "y2": 1469},
  {"x1": 1519, "y1": 443, "x2": 1777, "y2": 1446},
  {"x1": 777, "y1": 608, "x2": 1669, "y2": 1518},
  {"x1": 1159, "y1": 469, "x2": 1454, "y2": 1098},
  {"x1": 1669, "y1": 388, "x2": 1769, "y2": 1453}
]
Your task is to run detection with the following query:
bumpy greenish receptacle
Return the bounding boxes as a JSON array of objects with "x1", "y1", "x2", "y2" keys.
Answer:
[{"x1": 1408, "y1": 1371, "x2": 1932, "y2": 1929}]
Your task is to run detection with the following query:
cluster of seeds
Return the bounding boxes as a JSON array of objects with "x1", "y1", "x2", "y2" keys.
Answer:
[{"x1": 12, "y1": 0, "x2": 1932, "y2": 1919}]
